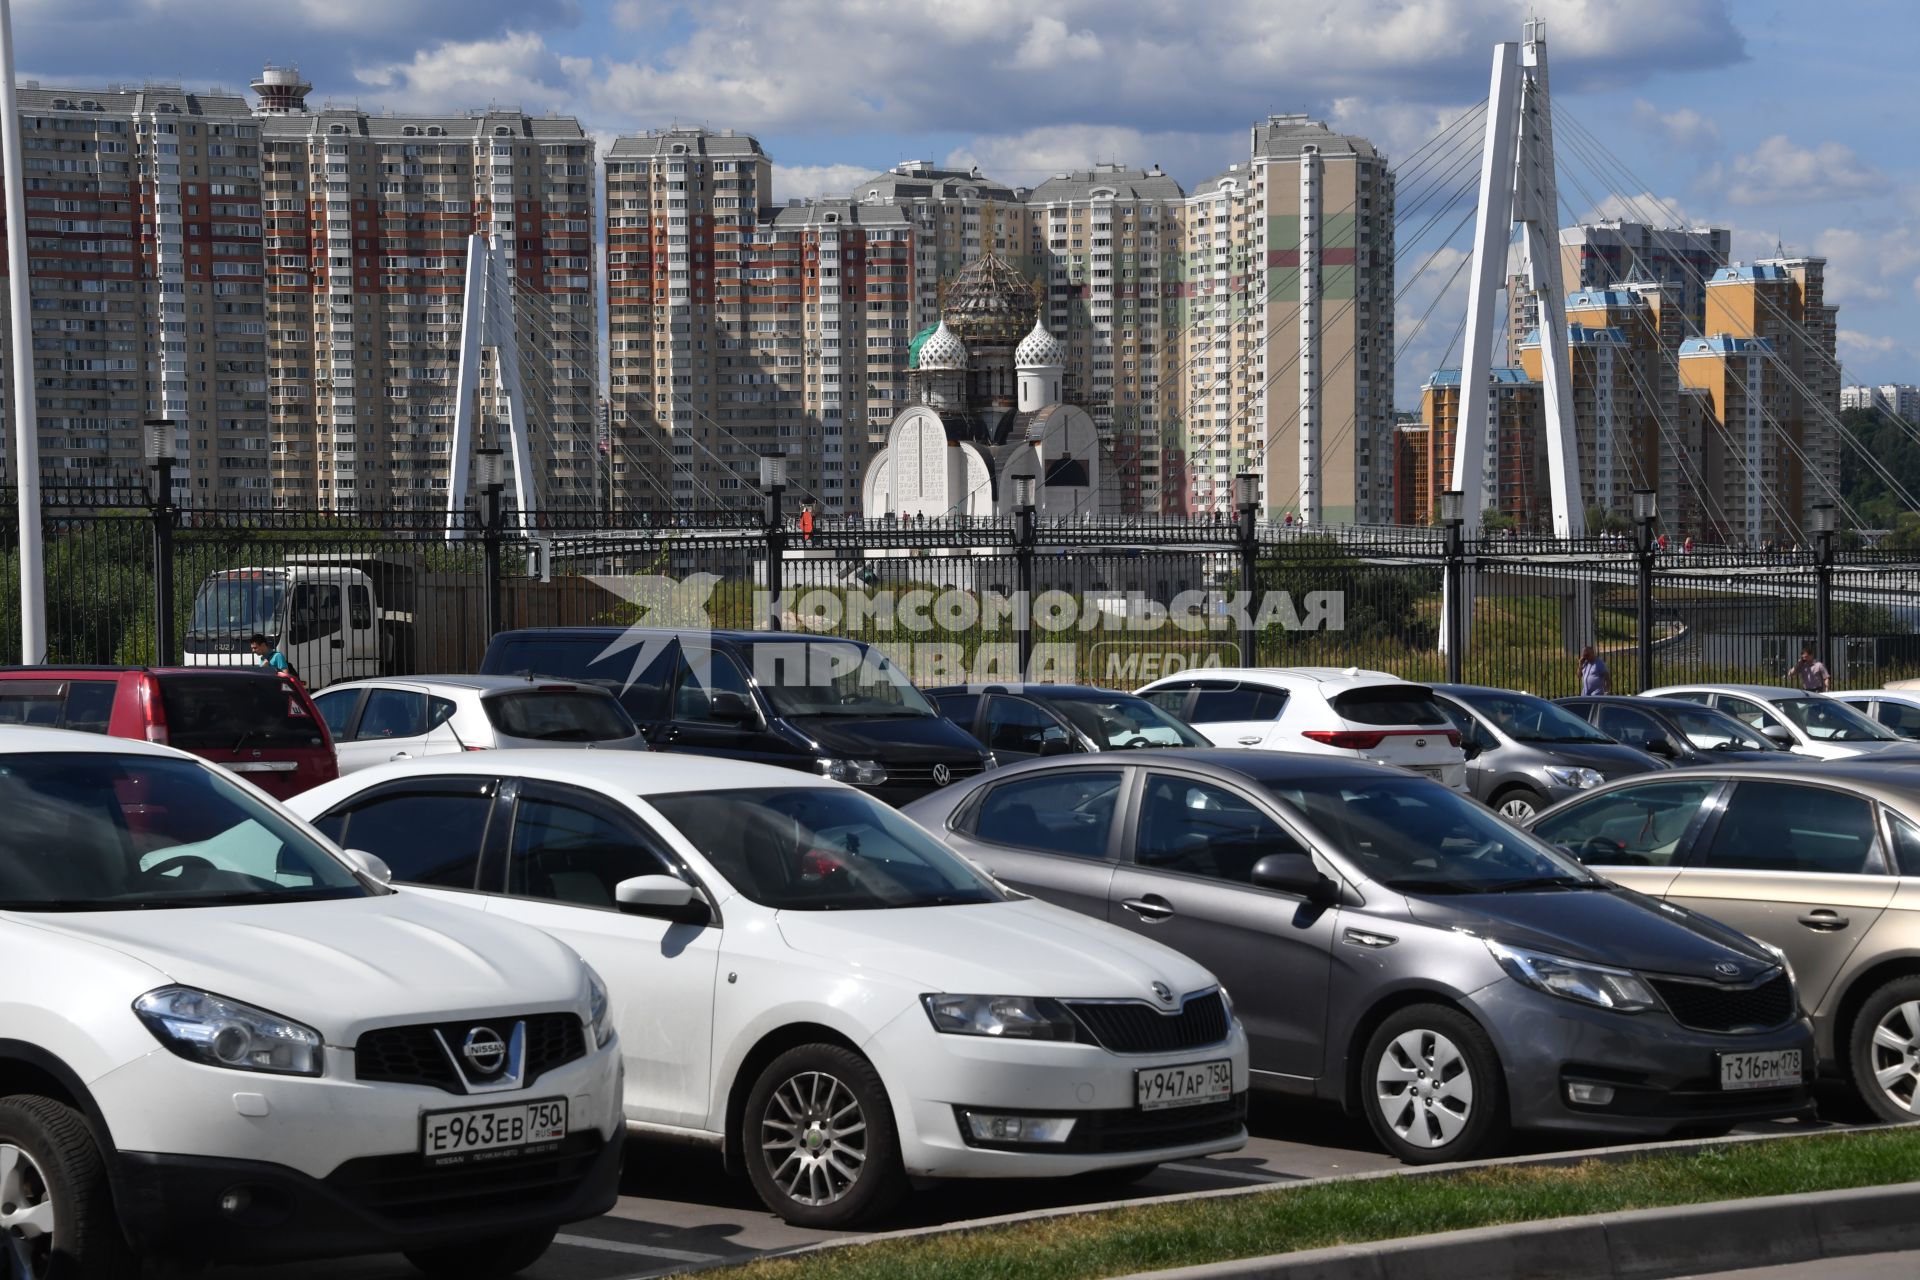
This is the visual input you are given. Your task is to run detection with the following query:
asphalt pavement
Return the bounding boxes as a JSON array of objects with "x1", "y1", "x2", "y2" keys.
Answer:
[
  {"x1": 1672, "y1": 1251, "x2": 1920, "y2": 1278},
  {"x1": 218, "y1": 1090, "x2": 1864, "y2": 1280}
]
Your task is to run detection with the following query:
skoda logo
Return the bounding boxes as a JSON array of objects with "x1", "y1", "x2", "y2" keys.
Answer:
[
  {"x1": 1714, "y1": 962, "x2": 1743, "y2": 979},
  {"x1": 1151, "y1": 981, "x2": 1174, "y2": 1004},
  {"x1": 461, "y1": 1026, "x2": 508, "y2": 1075},
  {"x1": 931, "y1": 763, "x2": 952, "y2": 787}
]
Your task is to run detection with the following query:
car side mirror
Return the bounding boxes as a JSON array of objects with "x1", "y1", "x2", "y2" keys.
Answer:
[
  {"x1": 1643, "y1": 738, "x2": 1676, "y2": 758},
  {"x1": 709, "y1": 690, "x2": 761, "y2": 725},
  {"x1": 1039, "y1": 734, "x2": 1074, "y2": 756},
  {"x1": 614, "y1": 874, "x2": 711, "y2": 925},
  {"x1": 1251, "y1": 852, "x2": 1336, "y2": 903},
  {"x1": 342, "y1": 848, "x2": 393, "y2": 886},
  {"x1": 1761, "y1": 724, "x2": 1794, "y2": 746}
]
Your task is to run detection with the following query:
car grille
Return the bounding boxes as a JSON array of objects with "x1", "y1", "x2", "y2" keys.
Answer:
[
  {"x1": 325, "y1": 1133, "x2": 604, "y2": 1223},
  {"x1": 355, "y1": 1013, "x2": 586, "y2": 1094},
  {"x1": 1065, "y1": 992, "x2": 1231, "y2": 1055},
  {"x1": 1650, "y1": 972, "x2": 1795, "y2": 1033},
  {"x1": 955, "y1": 1095, "x2": 1247, "y2": 1154},
  {"x1": 884, "y1": 761, "x2": 986, "y2": 789}
]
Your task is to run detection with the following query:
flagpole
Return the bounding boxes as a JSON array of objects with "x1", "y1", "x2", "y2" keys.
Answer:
[{"x1": 0, "y1": 0, "x2": 43, "y2": 661}]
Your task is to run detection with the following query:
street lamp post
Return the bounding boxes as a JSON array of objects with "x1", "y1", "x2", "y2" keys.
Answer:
[
  {"x1": 1441, "y1": 489, "x2": 1466, "y2": 683},
  {"x1": 145, "y1": 419, "x2": 177, "y2": 665},
  {"x1": 761, "y1": 453, "x2": 787, "y2": 631},
  {"x1": 476, "y1": 447, "x2": 505, "y2": 640},
  {"x1": 1634, "y1": 488, "x2": 1658, "y2": 693},
  {"x1": 1235, "y1": 472, "x2": 1260, "y2": 666},
  {"x1": 1013, "y1": 473, "x2": 1037, "y2": 678},
  {"x1": 1811, "y1": 503, "x2": 1838, "y2": 675}
]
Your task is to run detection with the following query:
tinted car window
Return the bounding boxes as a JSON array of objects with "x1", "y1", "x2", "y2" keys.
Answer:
[
  {"x1": 1460, "y1": 690, "x2": 1610, "y2": 742},
  {"x1": 334, "y1": 791, "x2": 490, "y2": 888},
  {"x1": 158, "y1": 675, "x2": 325, "y2": 750},
  {"x1": 738, "y1": 641, "x2": 939, "y2": 719},
  {"x1": 1774, "y1": 697, "x2": 1898, "y2": 743},
  {"x1": 311, "y1": 688, "x2": 359, "y2": 740},
  {"x1": 485, "y1": 691, "x2": 637, "y2": 742},
  {"x1": 1887, "y1": 812, "x2": 1920, "y2": 875},
  {"x1": 1188, "y1": 685, "x2": 1286, "y2": 723},
  {"x1": 1531, "y1": 780, "x2": 1720, "y2": 866},
  {"x1": 1668, "y1": 706, "x2": 1777, "y2": 752},
  {"x1": 1435, "y1": 699, "x2": 1496, "y2": 751},
  {"x1": 0, "y1": 683, "x2": 67, "y2": 727},
  {"x1": 970, "y1": 770, "x2": 1122, "y2": 859},
  {"x1": 1333, "y1": 686, "x2": 1449, "y2": 727},
  {"x1": 354, "y1": 689, "x2": 427, "y2": 741},
  {"x1": 1141, "y1": 687, "x2": 1192, "y2": 716},
  {"x1": 1701, "y1": 783, "x2": 1881, "y2": 875},
  {"x1": 507, "y1": 795, "x2": 672, "y2": 908},
  {"x1": 985, "y1": 696, "x2": 1065, "y2": 754},
  {"x1": 1052, "y1": 694, "x2": 1208, "y2": 749},
  {"x1": 1594, "y1": 705, "x2": 1664, "y2": 750},
  {"x1": 489, "y1": 636, "x2": 677, "y2": 720},
  {"x1": 61, "y1": 681, "x2": 116, "y2": 734},
  {"x1": 1137, "y1": 774, "x2": 1305, "y2": 884},
  {"x1": 1874, "y1": 701, "x2": 1920, "y2": 737},
  {"x1": 1717, "y1": 696, "x2": 1786, "y2": 733},
  {"x1": 672, "y1": 650, "x2": 756, "y2": 723},
  {"x1": 933, "y1": 693, "x2": 980, "y2": 727}
]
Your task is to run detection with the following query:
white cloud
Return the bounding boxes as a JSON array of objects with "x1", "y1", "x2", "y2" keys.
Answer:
[
  {"x1": 943, "y1": 124, "x2": 1236, "y2": 187},
  {"x1": 772, "y1": 163, "x2": 879, "y2": 202},
  {"x1": 1631, "y1": 99, "x2": 1721, "y2": 152},
  {"x1": 1839, "y1": 329, "x2": 1902, "y2": 358},
  {"x1": 1715, "y1": 135, "x2": 1883, "y2": 206},
  {"x1": 354, "y1": 31, "x2": 590, "y2": 114},
  {"x1": 1001, "y1": 17, "x2": 1103, "y2": 71},
  {"x1": 1815, "y1": 225, "x2": 1920, "y2": 308}
]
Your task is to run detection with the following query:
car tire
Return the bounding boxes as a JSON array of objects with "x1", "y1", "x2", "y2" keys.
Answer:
[
  {"x1": 1847, "y1": 975, "x2": 1920, "y2": 1124},
  {"x1": 743, "y1": 1044, "x2": 905, "y2": 1229},
  {"x1": 1361, "y1": 1004, "x2": 1509, "y2": 1165},
  {"x1": 403, "y1": 1226, "x2": 556, "y2": 1277},
  {"x1": 1492, "y1": 787, "x2": 1549, "y2": 823},
  {"x1": 0, "y1": 1094, "x2": 135, "y2": 1280}
]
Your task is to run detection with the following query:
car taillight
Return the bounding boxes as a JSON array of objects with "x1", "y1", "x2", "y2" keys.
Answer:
[
  {"x1": 137, "y1": 674, "x2": 169, "y2": 744},
  {"x1": 1303, "y1": 729, "x2": 1387, "y2": 750},
  {"x1": 1441, "y1": 729, "x2": 1462, "y2": 747},
  {"x1": 464, "y1": 745, "x2": 489, "y2": 751}
]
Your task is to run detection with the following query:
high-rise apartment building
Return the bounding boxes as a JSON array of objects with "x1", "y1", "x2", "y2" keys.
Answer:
[
  {"x1": 1842, "y1": 383, "x2": 1920, "y2": 421},
  {"x1": 0, "y1": 84, "x2": 268, "y2": 501},
  {"x1": 1404, "y1": 368, "x2": 1545, "y2": 527},
  {"x1": 1507, "y1": 220, "x2": 1731, "y2": 365}
]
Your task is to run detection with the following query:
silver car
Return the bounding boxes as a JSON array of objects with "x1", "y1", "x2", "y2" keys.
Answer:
[{"x1": 1431, "y1": 684, "x2": 1667, "y2": 821}]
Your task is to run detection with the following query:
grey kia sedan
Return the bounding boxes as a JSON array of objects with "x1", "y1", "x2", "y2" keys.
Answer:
[{"x1": 903, "y1": 750, "x2": 1814, "y2": 1164}]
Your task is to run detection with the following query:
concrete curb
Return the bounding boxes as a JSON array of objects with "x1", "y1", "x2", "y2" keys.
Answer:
[{"x1": 1119, "y1": 1180, "x2": 1920, "y2": 1280}]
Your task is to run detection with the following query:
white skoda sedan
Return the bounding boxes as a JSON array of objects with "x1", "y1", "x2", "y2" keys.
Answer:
[{"x1": 291, "y1": 752, "x2": 1249, "y2": 1227}]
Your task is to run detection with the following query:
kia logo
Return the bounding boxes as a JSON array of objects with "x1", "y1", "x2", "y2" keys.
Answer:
[
  {"x1": 1714, "y1": 962, "x2": 1742, "y2": 979},
  {"x1": 1152, "y1": 981, "x2": 1174, "y2": 1004},
  {"x1": 1414, "y1": 738, "x2": 1427, "y2": 749},
  {"x1": 932, "y1": 763, "x2": 952, "y2": 786},
  {"x1": 461, "y1": 1026, "x2": 508, "y2": 1075}
]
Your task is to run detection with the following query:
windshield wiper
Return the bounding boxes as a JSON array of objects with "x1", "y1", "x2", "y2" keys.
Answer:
[
  {"x1": 1381, "y1": 878, "x2": 1483, "y2": 894},
  {"x1": 1482, "y1": 876, "x2": 1600, "y2": 892},
  {"x1": 231, "y1": 728, "x2": 255, "y2": 754}
]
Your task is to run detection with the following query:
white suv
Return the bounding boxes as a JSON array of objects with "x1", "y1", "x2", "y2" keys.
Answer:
[
  {"x1": 1138, "y1": 668, "x2": 1468, "y2": 790},
  {"x1": 0, "y1": 729, "x2": 623, "y2": 1276},
  {"x1": 311, "y1": 675, "x2": 650, "y2": 774}
]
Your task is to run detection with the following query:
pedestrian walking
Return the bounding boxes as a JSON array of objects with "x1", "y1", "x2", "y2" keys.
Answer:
[
  {"x1": 799, "y1": 504, "x2": 814, "y2": 547},
  {"x1": 1658, "y1": 533, "x2": 1669, "y2": 553},
  {"x1": 1578, "y1": 645, "x2": 1611, "y2": 695},
  {"x1": 1788, "y1": 647, "x2": 1830, "y2": 692},
  {"x1": 249, "y1": 632, "x2": 290, "y2": 676},
  {"x1": 1683, "y1": 536, "x2": 1694, "y2": 554}
]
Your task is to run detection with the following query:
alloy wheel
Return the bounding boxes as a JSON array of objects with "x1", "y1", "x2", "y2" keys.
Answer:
[
  {"x1": 1867, "y1": 999, "x2": 1920, "y2": 1116},
  {"x1": 1497, "y1": 797, "x2": 1538, "y2": 821},
  {"x1": 759, "y1": 1070, "x2": 870, "y2": 1207},
  {"x1": 1374, "y1": 1028, "x2": 1476, "y2": 1148},
  {"x1": 0, "y1": 1143, "x2": 55, "y2": 1279}
]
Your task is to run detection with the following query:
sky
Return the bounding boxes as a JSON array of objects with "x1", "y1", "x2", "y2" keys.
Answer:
[{"x1": 12, "y1": 0, "x2": 1916, "y2": 408}]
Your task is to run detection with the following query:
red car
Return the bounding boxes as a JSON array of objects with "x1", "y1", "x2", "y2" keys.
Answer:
[{"x1": 0, "y1": 666, "x2": 337, "y2": 799}]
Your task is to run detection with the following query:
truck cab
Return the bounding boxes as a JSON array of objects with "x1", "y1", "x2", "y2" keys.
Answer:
[{"x1": 184, "y1": 561, "x2": 397, "y2": 688}]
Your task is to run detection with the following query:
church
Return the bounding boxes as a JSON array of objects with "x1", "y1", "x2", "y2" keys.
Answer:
[{"x1": 860, "y1": 253, "x2": 1107, "y2": 521}]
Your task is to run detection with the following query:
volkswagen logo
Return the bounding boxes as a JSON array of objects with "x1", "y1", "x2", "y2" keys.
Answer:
[
  {"x1": 1714, "y1": 962, "x2": 1743, "y2": 979},
  {"x1": 461, "y1": 1026, "x2": 508, "y2": 1076},
  {"x1": 1151, "y1": 981, "x2": 1175, "y2": 1004},
  {"x1": 931, "y1": 763, "x2": 952, "y2": 787}
]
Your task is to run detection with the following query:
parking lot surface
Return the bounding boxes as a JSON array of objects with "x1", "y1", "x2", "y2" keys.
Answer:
[{"x1": 224, "y1": 1092, "x2": 1857, "y2": 1280}]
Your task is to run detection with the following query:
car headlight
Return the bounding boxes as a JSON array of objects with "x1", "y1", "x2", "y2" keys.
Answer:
[
  {"x1": 1544, "y1": 765, "x2": 1605, "y2": 790},
  {"x1": 133, "y1": 987, "x2": 324, "y2": 1076},
  {"x1": 1486, "y1": 941, "x2": 1659, "y2": 1013},
  {"x1": 1218, "y1": 985, "x2": 1236, "y2": 1026},
  {"x1": 1754, "y1": 939, "x2": 1796, "y2": 987},
  {"x1": 982, "y1": 751, "x2": 1001, "y2": 771},
  {"x1": 816, "y1": 757, "x2": 888, "y2": 786},
  {"x1": 585, "y1": 966, "x2": 616, "y2": 1049},
  {"x1": 921, "y1": 994, "x2": 1079, "y2": 1042}
]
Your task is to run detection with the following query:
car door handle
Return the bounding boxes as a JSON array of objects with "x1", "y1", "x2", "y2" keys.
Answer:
[
  {"x1": 1797, "y1": 910, "x2": 1849, "y2": 932},
  {"x1": 390, "y1": 751, "x2": 412, "y2": 761},
  {"x1": 1236, "y1": 735, "x2": 1264, "y2": 746},
  {"x1": 1121, "y1": 895, "x2": 1175, "y2": 921}
]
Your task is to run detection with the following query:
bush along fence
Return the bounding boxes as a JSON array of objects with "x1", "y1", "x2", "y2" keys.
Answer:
[{"x1": 3, "y1": 485, "x2": 1919, "y2": 695}]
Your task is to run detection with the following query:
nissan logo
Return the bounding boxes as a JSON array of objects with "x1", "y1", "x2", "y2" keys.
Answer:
[
  {"x1": 1151, "y1": 981, "x2": 1174, "y2": 1004},
  {"x1": 1714, "y1": 962, "x2": 1743, "y2": 979},
  {"x1": 931, "y1": 763, "x2": 952, "y2": 787},
  {"x1": 461, "y1": 1026, "x2": 508, "y2": 1075}
]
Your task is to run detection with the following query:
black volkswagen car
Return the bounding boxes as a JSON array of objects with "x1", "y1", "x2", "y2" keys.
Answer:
[
  {"x1": 481, "y1": 628, "x2": 990, "y2": 804},
  {"x1": 1556, "y1": 696, "x2": 1801, "y2": 767},
  {"x1": 928, "y1": 683, "x2": 1210, "y2": 763}
]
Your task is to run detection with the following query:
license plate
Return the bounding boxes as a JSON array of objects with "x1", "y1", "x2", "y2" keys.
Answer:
[
  {"x1": 421, "y1": 1098, "x2": 567, "y2": 1165},
  {"x1": 1718, "y1": 1049, "x2": 1802, "y2": 1091},
  {"x1": 1135, "y1": 1059, "x2": 1233, "y2": 1111}
]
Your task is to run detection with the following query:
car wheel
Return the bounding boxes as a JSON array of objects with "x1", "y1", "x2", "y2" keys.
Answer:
[
  {"x1": 0, "y1": 1095, "x2": 134, "y2": 1280},
  {"x1": 1848, "y1": 976, "x2": 1920, "y2": 1123},
  {"x1": 403, "y1": 1226, "x2": 556, "y2": 1277},
  {"x1": 744, "y1": 1044, "x2": 904, "y2": 1228},
  {"x1": 1362, "y1": 1005, "x2": 1508, "y2": 1165},
  {"x1": 1493, "y1": 787, "x2": 1548, "y2": 822}
]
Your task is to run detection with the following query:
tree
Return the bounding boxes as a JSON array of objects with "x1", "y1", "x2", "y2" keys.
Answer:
[{"x1": 1481, "y1": 508, "x2": 1517, "y2": 533}]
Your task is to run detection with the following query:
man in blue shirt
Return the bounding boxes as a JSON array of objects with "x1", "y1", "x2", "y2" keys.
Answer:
[
  {"x1": 249, "y1": 633, "x2": 290, "y2": 675},
  {"x1": 1579, "y1": 645, "x2": 1611, "y2": 695}
]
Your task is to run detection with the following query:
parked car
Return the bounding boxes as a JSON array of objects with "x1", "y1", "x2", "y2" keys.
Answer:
[
  {"x1": 929, "y1": 683, "x2": 1210, "y2": 762},
  {"x1": 1136, "y1": 667, "x2": 1468, "y2": 790},
  {"x1": 904, "y1": 750, "x2": 1813, "y2": 1164},
  {"x1": 1558, "y1": 695, "x2": 1803, "y2": 766},
  {"x1": 0, "y1": 729, "x2": 622, "y2": 1275},
  {"x1": 311, "y1": 675, "x2": 649, "y2": 774},
  {"x1": 1429, "y1": 684, "x2": 1666, "y2": 821},
  {"x1": 289, "y1": 752, "x2": 1249, "y2": 1227},
  {"x1": 1527, "y1": 760, "x2": 1920, "y2": 1123},
  {"x1": 0, "y1": 665, "x2": 336, "y2": 799},
  {"x1": 1831, "y1": 689, "x2": 1920, "y2": 741},
  {"x1": 482, "y1": 628, "x2": 990, "y2": 804},
  {"x1": 1640, "y1": 684, "x2": 1912, "y2": 761}
]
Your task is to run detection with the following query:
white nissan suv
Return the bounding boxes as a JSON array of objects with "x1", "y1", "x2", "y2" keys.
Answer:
[{"x1": 0, "y1": 729, "x2": 623, "y2": 1277}]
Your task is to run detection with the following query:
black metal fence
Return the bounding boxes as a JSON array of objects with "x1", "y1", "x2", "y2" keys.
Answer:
[{"x1": 3, "y1": 487, "x2": 1917, "y2": 697}]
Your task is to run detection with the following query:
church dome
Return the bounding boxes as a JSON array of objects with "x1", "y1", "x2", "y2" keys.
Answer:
[
  {"x1": 944, "y1": 251, "x2": 1037, "y2": 345},
  {"x1": 915, "y1": 319, "x2": 969, "y2": 371},
  {"x1": 1015, "y1": 316, "x2": 1065, "y2": 369}
]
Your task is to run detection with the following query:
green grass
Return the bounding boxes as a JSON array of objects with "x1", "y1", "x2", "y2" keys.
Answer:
[{"x1": 704, "y1": 1128, "x2": 1920, "y2": 1280}]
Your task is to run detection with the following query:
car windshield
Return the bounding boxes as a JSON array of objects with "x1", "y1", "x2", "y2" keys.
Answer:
[
  {"x1": 736, "y1": 642, "x2": 938, "y2": 719},
  {"x1": 189, "y1": 574, "x2": 284, "y2": 639},
  {"x1": 649, "y1": 787, "x2": 1003, "y2": 910},
  {"x1": 1261, "y1": 774, "x2": 1596, "y2": 894},
  {"x1": 1669, "y1": 706, "x2": 1779, "y2": 752},
  {"x1": 1051, "y1": 694, "x2": 1210, "y2": 748},
  {"x1": 483, "y1": 690, "x2": 638, "y2": 742},
  {"x1": 0, "y1": 753, "x2": 370, "y2": 911},
  {"x1": 1461, "y1": 690, "x2": 1612, "y2": 744},
  {"x1": 1773, "y1": 697, "x2": 1900, "y2": 742}
]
